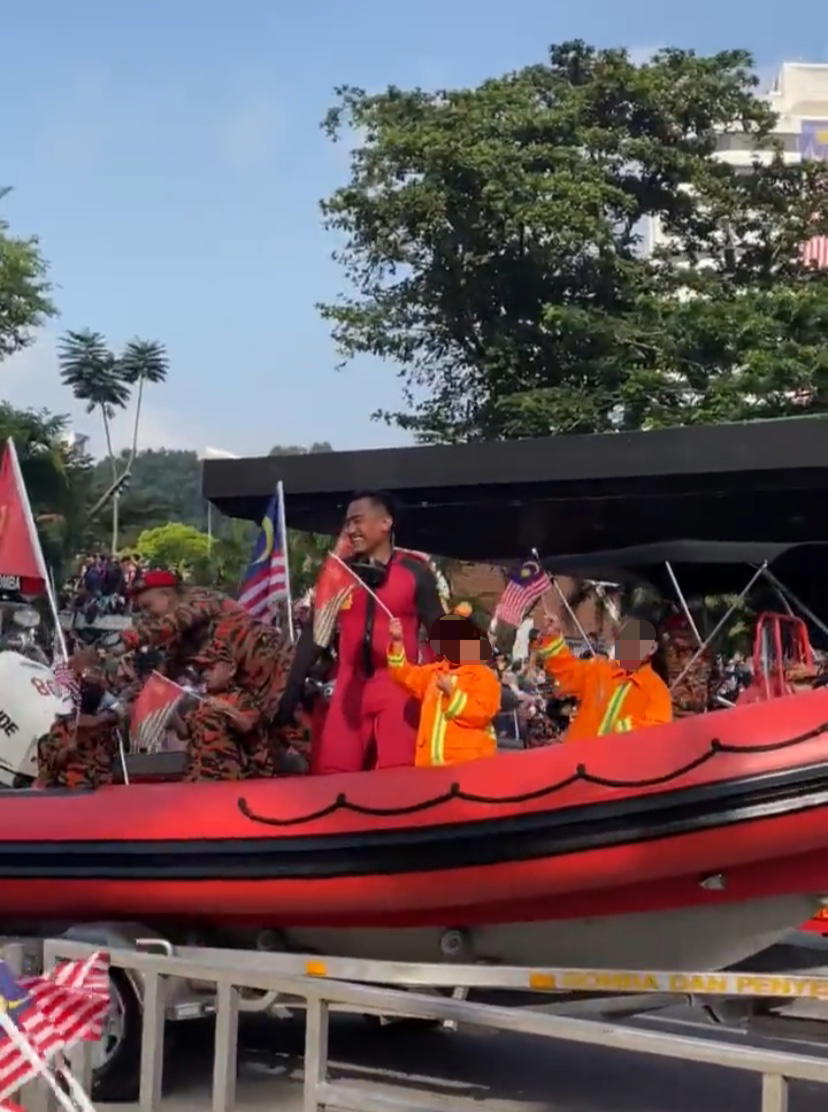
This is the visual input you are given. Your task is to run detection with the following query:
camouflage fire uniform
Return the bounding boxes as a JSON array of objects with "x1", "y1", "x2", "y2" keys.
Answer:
[
  {"x1": 125, "y1": 587, "x2": 292, "y2": 718},
  {"x1": 36, "y1": 713, "x2": 118, "y2": 789},
  {"x1": 187, "y1": 642, "x2": 276, "y2": 780},
  {"x1": 123, "y1": 586, "x2": 295, "y2": 779},
  {"x1": 662, "y1": 614, "x2": 712, "y2": 716}
]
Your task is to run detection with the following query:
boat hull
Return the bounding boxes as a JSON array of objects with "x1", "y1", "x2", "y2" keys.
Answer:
[{"x1": 2, "y1": 690, "x2": 828, "y2": 970}]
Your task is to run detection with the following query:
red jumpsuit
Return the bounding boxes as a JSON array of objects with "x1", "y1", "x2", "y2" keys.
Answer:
[{"x1": 284, "y1": 552, "x2": 444, "y2": 774}]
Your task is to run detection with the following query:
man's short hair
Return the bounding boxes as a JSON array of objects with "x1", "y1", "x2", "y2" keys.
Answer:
[{"x1": 349, "y1": 489, "x2": 399, "y2": 526}]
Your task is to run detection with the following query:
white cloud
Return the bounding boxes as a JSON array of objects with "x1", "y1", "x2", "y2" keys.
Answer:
[{"x1": 626, "y1": 45, "x2": 664, "y2": 66}]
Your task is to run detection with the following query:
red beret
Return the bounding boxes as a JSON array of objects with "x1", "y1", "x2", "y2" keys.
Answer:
[{"x1": 130, "y1": 568, "x2": 179, "y2": 595}]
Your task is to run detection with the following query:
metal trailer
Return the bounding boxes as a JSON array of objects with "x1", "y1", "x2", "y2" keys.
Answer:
[
  {"x1": 8, "y1": 921, "x2": 828, "y2": 1103},
  {"x1": 19, "y1": 936, "x2": 828, "y2": 1112}
]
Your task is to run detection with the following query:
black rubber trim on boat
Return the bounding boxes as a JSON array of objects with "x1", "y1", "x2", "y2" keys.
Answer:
[{"x1": 1, "y1": 760, "x2": 828, "y2": 880}]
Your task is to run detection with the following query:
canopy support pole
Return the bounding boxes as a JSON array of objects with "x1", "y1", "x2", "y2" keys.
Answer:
[
  {"x1": 670, "y1": 563, "x2": 768, "y2": 692},
  {"x1": 761, "y1": 568, "x2": 828, "y2": 641},
  {"x1": 664, "y1": 561, "x2": 704, "y2": 647},
  {"x1": 550, "y1": 578, "x2": 596, "y2": 658}
]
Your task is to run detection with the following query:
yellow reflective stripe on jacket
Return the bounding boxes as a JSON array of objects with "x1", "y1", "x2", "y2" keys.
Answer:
[
  {"x1": 597, "y1": 682, "x2": 633, "y2": 736},
  {"x1": 538, "y1": 636, "x2": 566, "y2": 661},
  {"x1": 445, "y1": 688, "x2": 468, "y2": 721},
  {"x1": 615, "y1": 715, "x2": 633, "y2": 733},
  {"x1": 387, "y1": 650, "x2": 406, "y2": 669},
  {"x1": 429, "y1": 676, "x2": 454, "y2": 765}
]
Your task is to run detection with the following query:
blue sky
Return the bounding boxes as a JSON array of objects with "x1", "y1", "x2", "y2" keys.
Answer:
[{"x1": 0, "y1": 0, "x2": 824, "y2": 459}]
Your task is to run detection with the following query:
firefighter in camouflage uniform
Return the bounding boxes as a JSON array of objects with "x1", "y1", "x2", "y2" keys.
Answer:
[
  {"x1": 188, "y1": 641, "x2": 275, "y2": 780},
  {"x1": 121, "y1": 569, "x2": 293, "y2": 778},
  {"x1": 661, "y1": 612, "x2": 712, "y2": 716},
  {"x1": 36, "y1": 651, "x2": 120, "y2": 789}
]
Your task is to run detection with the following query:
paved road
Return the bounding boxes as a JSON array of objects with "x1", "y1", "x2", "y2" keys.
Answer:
[{"x1": 99, "y1": 1009, "x2": 828, "y2": 1111}]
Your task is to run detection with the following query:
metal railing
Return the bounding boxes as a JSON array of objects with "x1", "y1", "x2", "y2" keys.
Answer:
[{"x1": 30, "y1": 940, "x2": 828, "y2": 1112}]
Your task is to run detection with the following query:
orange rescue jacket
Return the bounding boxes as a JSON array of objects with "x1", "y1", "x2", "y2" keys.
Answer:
[
  {"x1": 387, "y1": 645, "x2": 500, "y2": 767},
  {"x1": 538, "y1": 635, "x2": 672, "y2": 741}
]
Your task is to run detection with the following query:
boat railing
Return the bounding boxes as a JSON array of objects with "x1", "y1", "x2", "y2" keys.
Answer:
[{"x1": 24, "y1": 939, "x2": 828, "y2": 1112}]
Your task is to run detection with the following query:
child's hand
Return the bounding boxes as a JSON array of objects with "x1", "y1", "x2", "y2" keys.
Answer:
[
  {"x1": 435, "y1": 673, "x2": 453, "y2": 696},
  {"x1": 388, "y1": 617, "x2": 404, "y2": 642},
  {"x1": 543, "y1": 613, "x2": 563, "y2": 637}
]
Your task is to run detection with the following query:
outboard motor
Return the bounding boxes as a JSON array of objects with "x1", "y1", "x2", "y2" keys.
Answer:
[{"x1": 0, "y1": 650, "x2": 74, "y2": 786}]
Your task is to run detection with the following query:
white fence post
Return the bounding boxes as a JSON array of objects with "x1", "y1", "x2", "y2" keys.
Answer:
[
  {"x1": 139, "y1": 970, "x2": 166, "y2": 1112},
  {"x1": 303, "y1": 994, "x2": 330, "y2": 1112},
  {"x1": 761, "y1": 1073, "x2": 789, "y2": 1112},
  {"x1": 212, "y1": 982, "x2": 239, "y2": 1112}
]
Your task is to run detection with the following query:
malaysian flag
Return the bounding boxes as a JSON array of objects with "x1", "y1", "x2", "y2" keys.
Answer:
[
  {"x1": 494, "y1": 557, "x2": 551, "y2": 627},
  {"x1": 312, "y1": 533, "x2": 355, "y2": 649},
  {"x1": 238, "y1": 483, "x2": 289, "y2": 620},
  {"x1": 0, "y1": 951, "x2": 109, "y2": 1101},
  {"x1": 130, "y1": 671, "x2": 186, "y2": 752}
]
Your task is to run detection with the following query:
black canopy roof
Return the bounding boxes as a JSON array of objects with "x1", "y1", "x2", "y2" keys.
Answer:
[
  {"x1": 203, "y1": 415, "x2": 828, "y2": 562},
  {"x1": 543, "y1": 540, "x2": 828, "y2": 607}
]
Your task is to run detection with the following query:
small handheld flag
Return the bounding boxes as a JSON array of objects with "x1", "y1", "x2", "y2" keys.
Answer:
[
  {"x1": 312, "y1": 534, "x2": 356, "y2": 649},
  {"x1": 494, "y1": 557, "x2": 551, "y2": 627}
]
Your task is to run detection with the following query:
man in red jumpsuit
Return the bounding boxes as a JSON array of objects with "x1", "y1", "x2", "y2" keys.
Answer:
[{"x1": 279, "y1": 491, "x2": 444, "y2": 774}]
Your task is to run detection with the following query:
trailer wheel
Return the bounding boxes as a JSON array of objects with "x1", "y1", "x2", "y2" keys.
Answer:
[{"x1": 91, "y1": 969, "x2": 142, "y2": 1102}]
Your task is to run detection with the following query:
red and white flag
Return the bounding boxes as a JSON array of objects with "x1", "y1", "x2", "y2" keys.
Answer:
[
  {"x1": 130, "y1": 671, "x2": 186, "y2": 752},
  {"x1": 0, "y1": 951, "x2": 109, "y2": 1101},
  {"x1": 0, "y1": 439, "x2": 49, "y2": 595},
  {"x1": 312, "y1": 533, "x2": 355, "y2": 649}
]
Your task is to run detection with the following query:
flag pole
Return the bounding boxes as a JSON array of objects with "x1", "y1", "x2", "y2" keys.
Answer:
[
  {"x1": 531, "y1": 547, "x2": 596, "y2": 657},
  {"x1": 276, "y1": 481, "x2": 295, "y2": 644},
  {"x1": 0, "y1": 1011, "x2": 83, "y2": 1112},
  {"x1": 6, "y1": 439, "x2": 68, "y2": 662},
  {"x1": 330, "y1": 551, "x2": 395, "y2": 618}
]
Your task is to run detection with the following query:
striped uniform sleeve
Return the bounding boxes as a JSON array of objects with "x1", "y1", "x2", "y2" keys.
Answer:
[
  {"x1": 536, "y1": 635, "x2": 589, "y2": 699},
  {"x1": 387, "y1": 644, "x2": 431, "y2": 700}
]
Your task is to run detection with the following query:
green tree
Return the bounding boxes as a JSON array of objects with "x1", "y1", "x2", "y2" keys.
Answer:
[
  {"x1": 119, "y1": 339, "x2": 169, "y2": 464},
  {"x1": 58, "y1": 330, "x2": 129, "y2": 475},
  {"x1": 136, "y1": 522, "x2": 211, "y2": 573},
  {"x1": 0, "y1": 403, "x2": 92, "y2": 574},
  {"x1": 320, "y1": 42, "x2": 828, "y2": 442},
  {"x1": 0, "y1": 188, "x2": 55, "y2": 362}
]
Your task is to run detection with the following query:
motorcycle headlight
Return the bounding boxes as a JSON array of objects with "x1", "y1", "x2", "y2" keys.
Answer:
[{"x1": 12, "y1": 607, "x2": 40, "y2": 629}]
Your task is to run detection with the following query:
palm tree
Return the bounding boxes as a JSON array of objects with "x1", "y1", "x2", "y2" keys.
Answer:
[
  {"x1": 59, "y1": 329, "x2": 131, "y2": 550},
  {"x1": 119, "y1": 339, "x2": 169, "y2": 466},
  {"x1": 58, "y1": 330, "x2": 130, "y2": 476}
]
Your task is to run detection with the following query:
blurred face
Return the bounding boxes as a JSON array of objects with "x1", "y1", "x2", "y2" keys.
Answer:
[
  {"x1": 344, "y1": 498, "x2": 392, "y2": 557},
  {"x1": 430, "y1": 637, "x2": 484, "y2": 665},
  {"x1": 133, "y1": 587, "x2": 176, "y2": 617},
  {"x1": 614, "y1": 619, "x2": 657, "y2": 672}
]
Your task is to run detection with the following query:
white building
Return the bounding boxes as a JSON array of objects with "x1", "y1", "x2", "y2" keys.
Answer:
[{"x1": 646, "y1": 62, "x2": 828, "y2": 257}]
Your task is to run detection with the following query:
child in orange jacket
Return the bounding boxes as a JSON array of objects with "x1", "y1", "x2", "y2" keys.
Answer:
[
  {"x1": 538, "y1": 615, "x2": 672, "y2": 741},
  {"x1": 387, "y1": 613, "x2": 501, "y2": 768}
]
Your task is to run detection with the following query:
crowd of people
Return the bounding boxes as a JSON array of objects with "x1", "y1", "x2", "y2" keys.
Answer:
[
  {"x1": 63, "y1": 552, "x2": 145, "y2": 622},
  {"x1": 33, "y1": 490, "x2": 824, "y2": 792}
]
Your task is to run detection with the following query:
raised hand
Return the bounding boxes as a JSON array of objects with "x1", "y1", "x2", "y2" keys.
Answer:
[{"x1": 388, "y1": 617, "x2": 404, "y2": 642}]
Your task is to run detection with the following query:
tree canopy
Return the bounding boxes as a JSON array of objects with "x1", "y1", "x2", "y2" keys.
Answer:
[
  {"x1": 320, "y1": 42, "x2": 828, "y2": 441},
  {"x1": 0, "y1": 189, "x2": 55, "y2": 362},
  {"x1": 0, "y1": 403, "x2": 92, "y2": 573}
]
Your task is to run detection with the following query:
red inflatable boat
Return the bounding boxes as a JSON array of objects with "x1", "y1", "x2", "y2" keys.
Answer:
[{"x1": 3, "y1": 689, "x2": 828, "y2": 972}]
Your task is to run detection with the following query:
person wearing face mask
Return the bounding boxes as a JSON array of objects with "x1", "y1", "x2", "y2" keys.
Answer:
[
  {"x1": 537, "y1": 613, "x2": 672, "y2": 741},
  {"x1": 387, "y1": 613, "x2": 501, "y2": 767}
]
